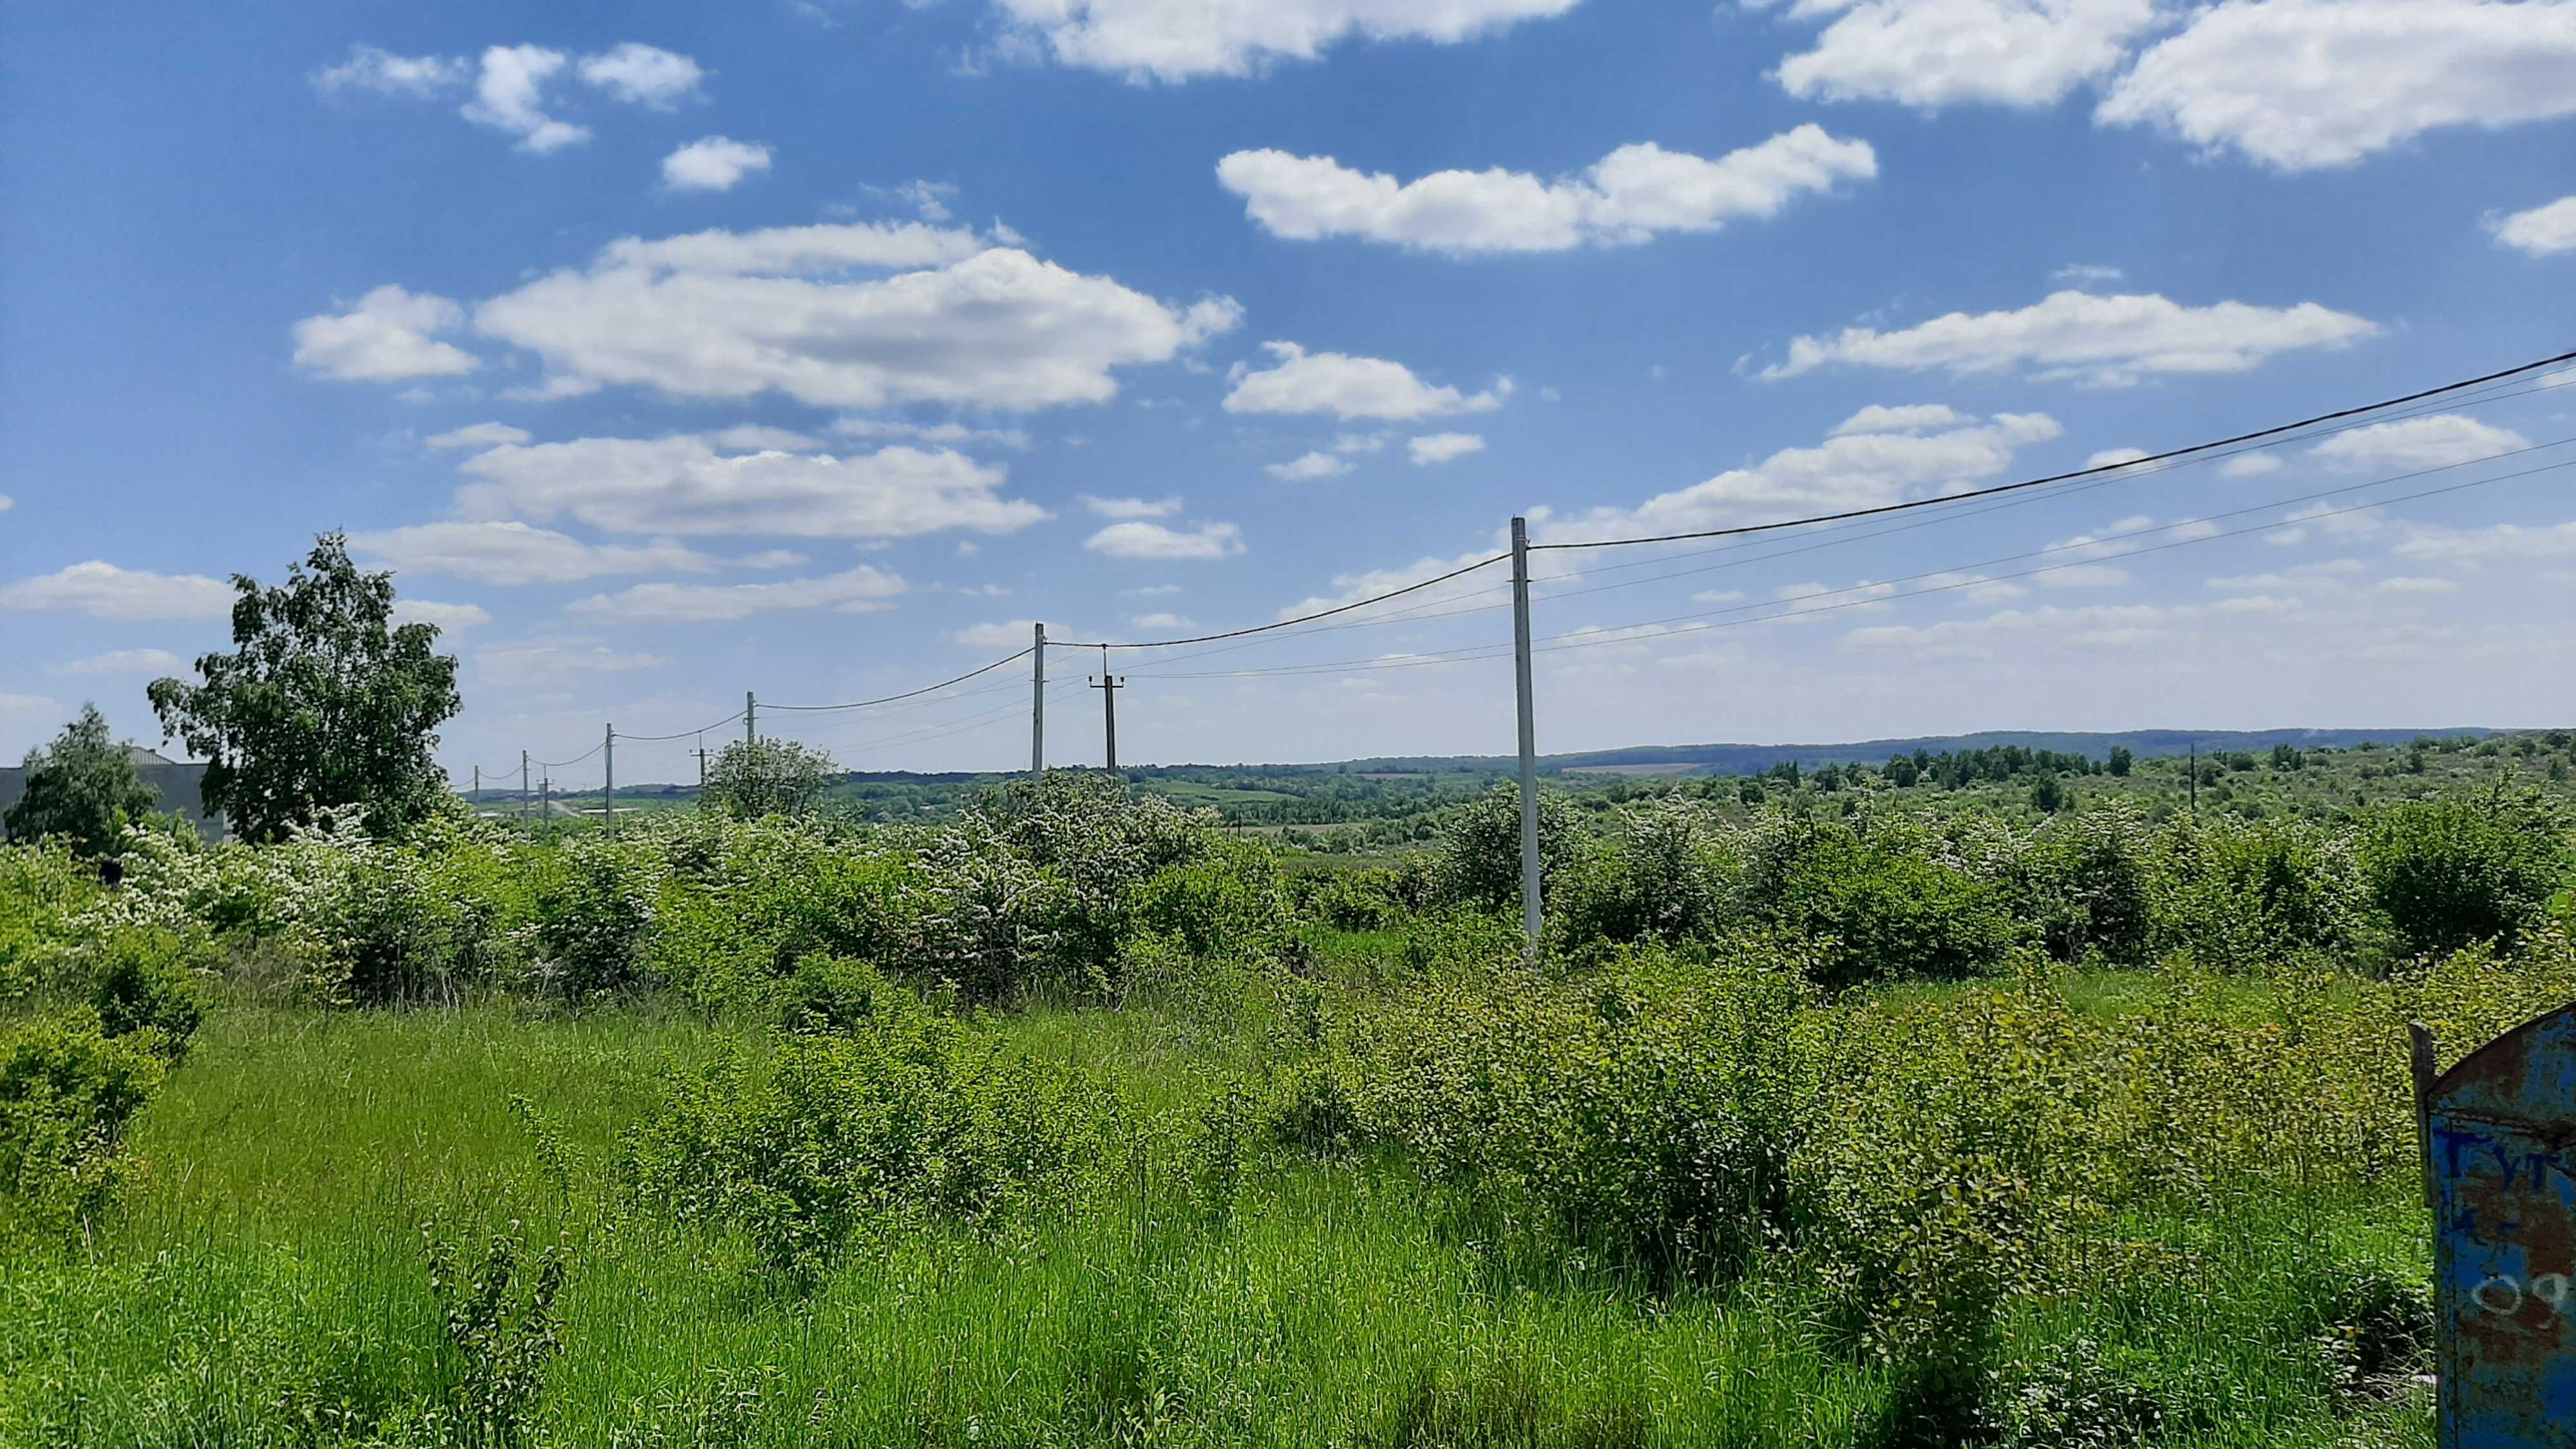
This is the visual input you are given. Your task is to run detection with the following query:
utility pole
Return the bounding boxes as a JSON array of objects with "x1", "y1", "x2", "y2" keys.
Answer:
[
  {"x1": 1030, "y1": 621, "x2": 1047, "y2": 778},
  {"x1": 744, "y1": 691, "x2": 757, "y2": 746},
  {"x1": 695, "y1": 736, "x2": 708, "y2": 791},
  {"x1": 2190, "y1": 741, "x2": 2199, "y2": 817},
  {"x1": 603, "y1": 724, "x2": 615, "y2": 833},
  {"x1": 520, "y1": 751, "x2": 531, "y2": 827},
  {"x1": 1510, "y1": 515, "x2": 1542, "y2": 952},
  {"x1": 471, "y1": 765, "x2": 479, "y2": 810},
  {"x1": 1090, "y1": 645, "x2": 1125, "y2": 775},
  {"x1": 540, "y1": 774, "x2": 551, "y2": 826}
]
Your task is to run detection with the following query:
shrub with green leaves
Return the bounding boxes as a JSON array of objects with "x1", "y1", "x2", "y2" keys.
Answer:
[
  {"x1": 0, "y1": 843, "x2": 101, "y2": 1004},
  {"x1": 84, "y1": 924, "x2": 211, "y2": 1059},
  {"x1": 0, "y1": 1010, "x2": 163, "y2": 1237},
  {"x1": 1546, "y1": 793, "x2": 1740, "y2": 956},
  {"x1": 1739, "y1": 812, "x2": 2017, "y2": 988},
  {"x1": 2363, "y1": 796, "x2": 2566, "y2": 958},
  {"x1": 1434, "y1": 782, "x2": 1584, "y2": 914},
  {"x1": 2146, "y1": 814, "x2": 2371, "y2": 973},
  {"x1": 529, "y1": 835, "x2": 659, "y2": 1005},
  {"x1": 624, "y1": 992, "x2": 1110, "y2": 1280}
]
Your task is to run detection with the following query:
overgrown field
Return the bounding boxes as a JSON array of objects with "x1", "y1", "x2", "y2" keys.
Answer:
[{"x1": 5, "y1": 775, "x2": 2573, "y2": 1446}]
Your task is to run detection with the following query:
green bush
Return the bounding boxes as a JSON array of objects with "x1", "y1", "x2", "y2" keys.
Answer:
[
  {"x1": 421, "y1": 1218, "x2": 568, "y2": 1447},
  {"x1": 1124, "y1": 833, "x2": 1292, "y2": 961},
  {"x1": 1434, "y1": 782, "x2": 1584, "y2": 915},
  {"x1": 624, "y1": 1000, "x2": 1109, "y2": 1281},
  {"x1": 1547, "y1": 793, "x2": 1739, "y2": 956},
  {"x1": 1741, "y1": 813, "x2": 2016, "y2": 988},
  {"x1": 0, "y1": 842, "x2": 101, "y2": 1004},
  {"x1": 779, "y1": 955, "x2": 915, "y2": 1036},
  {"x1": 86, "y1": 924, "x2": 211, "y2": 1059},
  {"x1": 0, "y1": 1010, "x2": 164, "y2": 1236},
  {"x1": 2146, "y1": 815, "x2": 2369, "y2": 972},
  {"x1": 2016, "y1": 802, "x2": 2154, "y2": 965},
  {"x1": 2363, "y1": 797, "x2": 2566, "y2": 957},
  {"x1": 530, "y1": 835, "x2": 659, "y2": 1005}
]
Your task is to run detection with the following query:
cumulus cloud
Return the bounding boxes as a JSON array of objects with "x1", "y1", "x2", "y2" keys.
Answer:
[
  {"x1": 1080, "y1": 495, "x2": 1182, "y2": 518},
  {"x1": 1768, "y1": 0, "x2": 2159, "y2": 107},
  {"x1": 391, "y1": 600, "x2": 495, "y2": 630},
  {"x1": 475, "y1": 639, "x2": 670, "y2": 685},
  {"x1": 0, "y1": 562, "x2": 233, "y2": 620},
  {"x1": 2392, "y1": 520, "x2": 2576, "y2": 565},
  {"x1": 462, "y1": 44, "x2": 591, "y2": 151},
  {"x1": 2377, "y1": 575, "x2": 2463, "y2": 594},
  {"x1": 832, "y1": 416, "x2": 1034, "y2": 450},
  {"x1": 566, "y1": 565, "x2": 906, "y2": 623},
  {"x1": 451, "y1": 435, "x2": 1045, "y2": 540},
  {"x1": 1225, "y1": 341, "x2": 1507, "y2": 421},
  {"x1": 577, "y1": 42, "x2": 704, "y2": 108},
  {"x1": 2097, "y1": 0, "x2": 2576, "y2": 170},
  {"x1": 1759, "y1": 289, "x2": 2378, "y2": 385},
  {"x1": 953, "y1": 618, "x2": 1045, "y2": 649},
  {"x1": 2493, "y1": 196, "x2": 2576, "y2": 257},
  {"x1": 1408, "y1": 432, "x2": 1486, "y2": 465},
  {"x1": 1130, "y1": 612, "x2": 1195, "y2": 629},
  {"x1": 1217, "y1": 126, "x2": 1875, "y2": 254},
  {"x1": 1542, "y1": 409, "x2": 2063, "y2": 540},
  {"x1": 662, "y1": 137, "x2": 772, "y2": 191},
  {"x1": 2219, "y1": 453, "x2": 2284, "y2": 478},
  {"x1": 428, "y1": 422, "x2": 533, "y2": 450},
  {"x1": 1084, "y1": 521, "x2": 1246, "y2": 560},
  {"x1": 312, "y1": 44, "x2": 469, "y2": 97},
  {"x1": 469, "y1": 223, "x2": 1240, "y2": 409},
  {"x1": 989, "y1": 0, "x2": 1580, "y2": 81},
  {"x1": 2310, "y1": 415, "x2": 2530, "y2": 471},
  {"x1": 1830, "y1": 403, "x2": 1969, "y2": 436},
  {"x1": 293, "y1": 285, "x2": 480, "y2": 381},
  {"x1": 50, "y1": 649, "x2": 185, "y2": 677},
  {"x1": 349, "y1": 521, "x2": 714, "y2": 585},
  {"x1": 1267, "y1": 451, "x2": 1354, "y2": 480}
]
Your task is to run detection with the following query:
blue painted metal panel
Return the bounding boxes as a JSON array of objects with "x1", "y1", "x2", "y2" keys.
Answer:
[{"x1": 2428, "y1": 1003, "x2": 2576, "y2": 1448}]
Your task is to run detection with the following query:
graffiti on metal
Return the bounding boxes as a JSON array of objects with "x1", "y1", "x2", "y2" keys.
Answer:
[{"x1": 2421, "y1": 1003, "x2": 2576, "y2": 1448}]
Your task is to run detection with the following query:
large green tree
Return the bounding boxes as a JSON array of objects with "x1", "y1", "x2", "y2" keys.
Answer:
[
  {"x1": 147, "y1": 534, "x2": 461, "y2": 842},
  {"x1": 3, "y1": 704, "x2": 160, "y2": 856},
  {"x1": 701, "y1": 738, "x2": 838, "y2": 820}
]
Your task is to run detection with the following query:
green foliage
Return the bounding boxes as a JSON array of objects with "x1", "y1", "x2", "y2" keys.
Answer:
[
  {"x1": 1435, "y1": 782, "x2": 1584, "y2": 914},
  {"x1": 0, "y1": 1010, "x2": 162, "y2": 1237},
  {"x1": 701, "y1": 738, "x2": 838, "y2": 820},
  {"x1": 779, "y1": 955, "x2": 914, "y2": 1036},
  {"x1": 1547, "y1": 793, "x2": 1739, "y2": 957},
  {"x1": 530, "y1": 835, "x2": 659, "y2": 1005},
  {"x1": 2362, "y1": 796, "x2": 2565, "y2": 957},
  {"x1": 2014, "y1": 802, "x2": 2155, "y2": 965},
  {"x1": 85, "y1": 925, "x2": 210, "y2": 1059},
  {"x1": 421, "y1": 1219, "x2": 568, "y2": 1447},
  {"x1": 3, "y1": 704, "x2": 162, "y2": 857},
  {"x1": 623, "y1": 1000, "x2": 1109, "y2": 1281},
  {"x1": 1124, "y1": 833, "x2": 1293, "y2": 961},
  {"x1": 0, "y1": 844, "x2": 102, "y2": 1004},
  {"x1": 1741, "y1": 813, "x2": 2016, "y2": 988},
  {"x1": 2146, "y1": 815, "x2": 2369, "y2": 973},
  {"x1": 147, "y1": 533, "x2": 462, "y2": 842}
]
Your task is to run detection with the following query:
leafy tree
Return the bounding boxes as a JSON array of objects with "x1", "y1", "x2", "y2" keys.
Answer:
[
  {"x1": 2362, "y1": 799, "x2": 2564, "y2": 957},
  {"x1": 701, "y1": 738, "x2": 838, "y2": 819},
  {"x1": 147, "y1": 535, "x2": 460, "y2": 843},
  {"x1": 4, "y1": 705, "x2": 160, "y2": 857},
  {"x1": 2029, "y1": 773, "x2": 2067, "y2": 813},
  {"x1": 2106, "y1": 746, "x2": 2132, "y2": 778}
]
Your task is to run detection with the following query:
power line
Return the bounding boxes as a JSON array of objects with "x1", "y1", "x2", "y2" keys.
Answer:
[
  {"x1": 618, "y1": 710, "x2": 744, "y2": 743},
  {"x1": 1052, "y1": 554, "x2": 1506, "y2": 651},
  {"x1": 763, "y1": 647, "x2": 1035, "y2": 713},
  {"x1": 1526, "y1": 348, "x2": 2576, "y2": 553}
]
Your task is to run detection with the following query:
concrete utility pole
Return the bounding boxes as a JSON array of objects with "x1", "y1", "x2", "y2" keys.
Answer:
[
  {"x1": 1510, "y1": 515, "x2": 1542, "y2": 951},
  {"x1": 471, "y1": 765, "x2": 479, "y2": 808},
  {"x1": 520, "y1": 752, "x2": 531, "y2": 826},
  {"x1": 540, "y1": 775, "x2": 551, "y2": 825},
  {"x1": 1030, "y1": 622, "x2": 1047, "y2": 778},
  {"x1": 603, "y1": 724, "x2": 615, "y2": 833},
  {"x1": 744, "y1": 692, "x2": 757, "y2": 746},
  {"x1": 695, "y1": 740, "x2": 708, "y2": 790},
  {"x1": 1090, "y1": 645, "x2": 1125, "y2": 775}
]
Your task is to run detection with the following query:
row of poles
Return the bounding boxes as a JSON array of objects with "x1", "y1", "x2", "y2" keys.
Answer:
[{"x1": 468, "y1": 518, "x2": 1553, "y2": 948}]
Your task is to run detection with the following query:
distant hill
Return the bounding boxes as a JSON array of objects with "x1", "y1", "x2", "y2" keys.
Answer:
[{"x1": 1327, "y1": 727, "x2": 2521, "y2": 779}]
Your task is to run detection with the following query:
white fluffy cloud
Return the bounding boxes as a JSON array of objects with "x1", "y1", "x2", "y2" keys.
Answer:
[
  {"x1": 2393, "y1": 520, "x2": 2576, "y2": 565},
  {"x1": 1830, "y1": 403, "x2": 1969, "y2": 436},
  {"x1": 953, "y1": 618, "x2": 1046, "y2": 649},
  {"x1": 1408, "y1": 432, "x2": 1486, "y2": 465},
  {"x1": 350, "y1": 522, "x2": 713, "y2": 585},
  {"x1": 314, "y1": 41, "x2": 704, "y2": 153},
  {"x1": 392, "y1": 600, "x2": 495, "y2": 630},
  {"x1": 1080, "y1": 495, "x2": 1182, "y2": 518},
  {"x1": 2219, "y1": 453, "x2": 2284, "y2": 478},
  {"x1": 567, "y1": 565, "x2": 906, "y2": 623},
  {"x1": 0, "y1": 562, "x2": 233, "y2": 620},
  {"x1": 2309, "y1": 415, "x2": 2530, "y2": 471},
  {"x1": 1544, "y1": 408, "x2": 2063, "y2": 539},
  {"x1": 989, "y1": 0, "x2": 1580, "y2": 81},
  {"x1": 1216, "y1": 126, "x2": 1875, "y2": 254},
  {"x1": 1769, "y1": 0, "x2": 2158, "y2": 107},
  {"x1": 451, "y1": 435, "x2": 1045, "y2": 540},
  {"x1": 662, "y1": 137, "x2": 772, "y2": 191},
  {"x1": 2494, "y1": 196, "x2": 2576, "y2": 257},
  {"x1": 1085, "y1": 521, "x2": 1246, "y2": 560},
  {"x1": 2097, "y1": 0, "x2": 2576, "y2": 170},
  {"x1": 312, "y1": 45, "x2": 470, "y2": 97},
  {"x1": 50, "y1": 649, "x2": 185, "y2": 677},
  {"x1": 1761, "y1": 289, "x2": 2378, "y2": 385},
  {"x1": 1225, "y1": 341, "x2": 1508, "y2": 421},
  {"x1": 428, "y1": 422, "x2": 533, "y2": 450},
  {"x1": 577, "y1": 42, "x2": 704, "y2": 108},
  {"x1": 1267, "y1": 451, "x2": 1354, "y2": 480},
  {"x1": 293, "y1": 285, "x2": 479, "y2": 381},
  {"x1": 470, "y1": 225, "x2": 1240, "y2": 409},
  {"x1": 475, "y1": 639, "x2": 670, "y2": 685}
]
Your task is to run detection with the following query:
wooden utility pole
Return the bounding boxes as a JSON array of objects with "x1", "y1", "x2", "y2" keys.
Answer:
[{"x1": 1090, "y1": 645, "x2": 1125, "y2": 775}]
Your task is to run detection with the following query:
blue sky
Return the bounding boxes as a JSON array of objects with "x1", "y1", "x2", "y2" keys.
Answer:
[{"x1": 4, "y1": 0, "x2": 2573, "y2": 786}]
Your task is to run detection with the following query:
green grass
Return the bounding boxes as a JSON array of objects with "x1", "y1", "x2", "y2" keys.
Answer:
[{"x1": 0, "y1": 983, "x2": 2439, "y2": 1446}]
